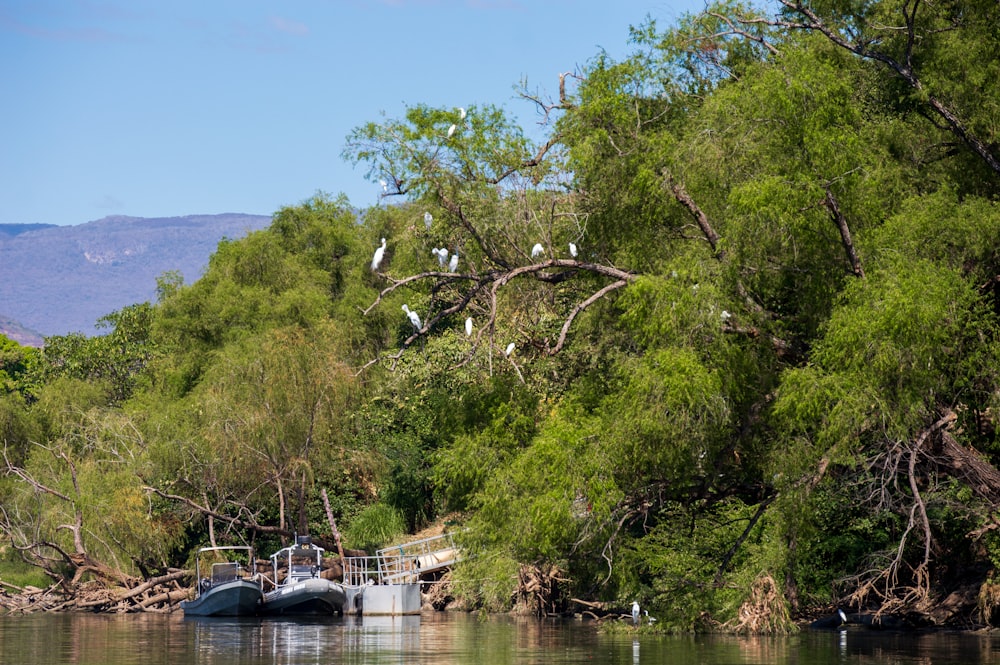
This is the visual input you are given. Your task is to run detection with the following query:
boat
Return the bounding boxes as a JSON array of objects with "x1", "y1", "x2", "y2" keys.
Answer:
[
  {"x1": 181, "y1": 545, "x2": 263, "y2": 616},
  {"x1": 262, "y1": 535, "x2": 346, "y2": 615}
]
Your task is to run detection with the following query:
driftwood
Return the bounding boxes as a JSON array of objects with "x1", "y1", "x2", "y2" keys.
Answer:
[
  {"x1": 514, "y1": 563, "x2": 569, "y2": 617},
  {"x1": 0, "y1": 570, "x2": 194, "y2": 614}
]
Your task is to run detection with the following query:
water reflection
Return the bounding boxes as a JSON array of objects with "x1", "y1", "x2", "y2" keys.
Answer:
[
  {"x1": 5, "y1": 612, "x2": 1000, "y2": 664},
  {"x1": 341, "y1": 615, "x2": 421, "y2": 665}
]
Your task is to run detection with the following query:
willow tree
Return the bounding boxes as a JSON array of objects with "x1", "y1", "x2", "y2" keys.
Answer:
[
  {"x1": 1, "y1": 379, "x2": 184, "y2": 586},
  {"x1": 771, "y1": 194, "x2": 1000, "y2": 616},
  {"x1": 147, "y1": 324, "x2": 360, "y2": 543},
  {"x1": 339, "y1": 0, "x2": 1000, "y2": 628}
]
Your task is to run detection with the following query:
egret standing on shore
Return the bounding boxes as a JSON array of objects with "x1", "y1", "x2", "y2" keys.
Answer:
[
  {"x1": 632, "y1": 601, "x2": 640, "y2": 626},
  {"x1": 371, "y1": 238, "x2": 386, "y2": 271}
]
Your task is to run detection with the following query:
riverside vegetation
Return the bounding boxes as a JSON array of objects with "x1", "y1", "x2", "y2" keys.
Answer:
[{"x1": 3, "y1": 0, "x2": 1000, "y2": 632}]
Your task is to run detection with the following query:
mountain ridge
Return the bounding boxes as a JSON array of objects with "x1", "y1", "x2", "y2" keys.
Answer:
[{"x1": 0, "y1": 213, "x2": 273, "y2": 345}]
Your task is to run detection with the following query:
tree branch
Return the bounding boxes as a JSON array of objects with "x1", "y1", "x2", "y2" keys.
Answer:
[
  {"x1": 823, "y1": 186, "x2": 865, "y2": 278},
  {"x1": 547, "y1": 280, "x2": 630, "y2": 355},
  {"x1": 143, "y1": 486, "x2": 293, "y2": 537},
  {"x1": 765, "y1": 0, "x2": 1000, "y2": 175},
  {"x1": 664, "y1": 172, "x2": 724, "y2": 258}
]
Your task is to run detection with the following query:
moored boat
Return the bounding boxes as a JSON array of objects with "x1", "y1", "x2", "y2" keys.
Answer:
[
  {"x1": 181, "y1": 546, "x2": 263, "y2": 617},
  {"x1": 262, "y1": 535, "x2": 346, "y2": 615}
]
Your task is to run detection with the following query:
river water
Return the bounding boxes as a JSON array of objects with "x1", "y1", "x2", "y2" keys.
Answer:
[{"x1": 2, "y1": 611, "x2": 1000, "y2": 665}]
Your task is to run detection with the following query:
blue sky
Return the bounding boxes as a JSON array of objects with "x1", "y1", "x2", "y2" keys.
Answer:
[{"x1": 1, "y1": 0, "x2": 703, "y2": 226}]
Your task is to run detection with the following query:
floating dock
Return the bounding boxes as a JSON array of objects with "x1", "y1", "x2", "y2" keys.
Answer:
[{"x1": 340, "y1": 533, "x2": 459, "y2": 615}]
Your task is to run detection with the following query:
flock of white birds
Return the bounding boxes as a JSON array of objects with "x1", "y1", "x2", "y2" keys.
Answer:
[{"x1": 369, "y1": 107, "x2": 586, "y2": 358}]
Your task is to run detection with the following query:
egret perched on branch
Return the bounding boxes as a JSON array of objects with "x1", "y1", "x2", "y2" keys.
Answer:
[
  {"x1": 569, "y1": 242, "x2": 578, "y2": 258},
  {"x1": 379, "y1": 179, "x2": 388, "y2": 193},
  {"x1": 432, "y1": 247, "x2": 448, "y2": 267},
  {"x1": 447, "y1": 124, "x2": 457, "y2": 138},
  {"x1": 371, "y1": 238, "x2": 386, "y2": 271},
  {"x1": 465, "y1": 317, "x2": 473, "y2": 337},
  {"x1": 505, "y1": 342, "x2": 515, "y2": 357},
  {"x1": 458, "y1": 107, "x2": 466, "y2": 120},
  {"x1": 631, "y1": 601, "x2": 640, "y2": 626},
  {"x1": 424, "y1": 211, "x2": 433, "y2": 229},
  {"x1": 448, "y1": 253, "x2": 459, "y2": 273},
  {"x1": 531, "y1": 243, "x2": 544, "y2": 258},
  {"x1": 401, "y1": 304, "x2": 421, "y2": 332}
]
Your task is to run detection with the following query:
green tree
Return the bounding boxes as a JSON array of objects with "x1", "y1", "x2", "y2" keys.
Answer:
[{"x1": 40, "y1": 303, "x2": 155, "y2": 404}]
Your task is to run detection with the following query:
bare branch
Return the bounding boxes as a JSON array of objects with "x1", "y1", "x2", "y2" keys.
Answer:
[
  {"x1": 823, "y1": 187, "x2": 865, "y2": 278},
  {"x1": 548, "y1": 280, "x2": 630, "y2": 355},
  {"x1": 143, "y1": 486, "x2": 293, "y2": 537},
  {"x1": 707, "y1": 12, "x2": 781, "y2": 56},
  {"x1": 664, "y1": 171, "x2": 724, "y2": 257}
]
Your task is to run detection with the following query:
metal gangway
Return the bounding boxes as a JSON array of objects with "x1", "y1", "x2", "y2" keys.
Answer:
[{"x1": 341, "y1": 532, "x2": 460, "y2": 586}]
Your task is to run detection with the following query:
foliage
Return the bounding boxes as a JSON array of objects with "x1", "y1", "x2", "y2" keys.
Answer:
[
  {"x1": 39, "y1": 303, "x2": 155, "y2": 404},
  {"x1": 0, "y1": 334, "x2": 42, "y2": 400},
  {"x1": 3, "y1": 0, "x2": 1000, "y2": 631},
  {"x1": 344, "y1": 503, "x2": 406, "y2": 554}
]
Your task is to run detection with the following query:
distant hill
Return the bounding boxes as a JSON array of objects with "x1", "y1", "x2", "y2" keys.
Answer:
[
  {"x1": 0, "y1": 315, "x2": 44, "y2": 348},
  {"x1": 0, "y1": 223, "x2": 57, "y2": 238},
  {"x1": 0, "y1": 214, "x2": 273, "y2": 344}
]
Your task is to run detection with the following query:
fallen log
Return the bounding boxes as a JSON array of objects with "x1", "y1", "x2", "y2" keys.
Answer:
[
  {"x1": 115, "y1": 569, "x2": 190, "y2": 602},
  {"x1": 137, "y1": 589, "x2": 190, "y2": 610}
]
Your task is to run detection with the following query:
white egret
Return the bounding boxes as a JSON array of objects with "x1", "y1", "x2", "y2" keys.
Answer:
[
  {"x1": 424, "y1": 211, "x2": 433, "y2": 229},
  {"x1": 447, "y1": 124, "x2": 457, "y2": 138},
  {"x1": 448, "y1": 253, "x2": 459, "y2": 273},
  {"x1": 401, "y1": 304, "x2": 421, "y2": 331},
  {"x1": 371, "y1": 238, "x2": 386, "y2": 271},
  {"x1": 465, "y1": 317, "x2": 473, "y2": 336},
  {"x1": 379, "y1": 179, "x2": 388, "y2": 193},
  {"x1": 505, "y1": 342, "x2": 515, "y2": 357},
  {"x1": 644, "y1": 610, "x2": 656, "y2": 624},
  {"x1": 720, "y1": 310, "x2": 732, "y2": 321},
  {"x1": 631, "y1": 601, "x2": 640, "y2": 626},
  {"x1": 569, "y1": 242, "x2": 578, "y2": 258},
  {"x1": 531, "y1": 243, "x2": 544, "y2": 258},
  {"x1": 458, "y1": 107, "x2": 466, "y2": 120}
]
